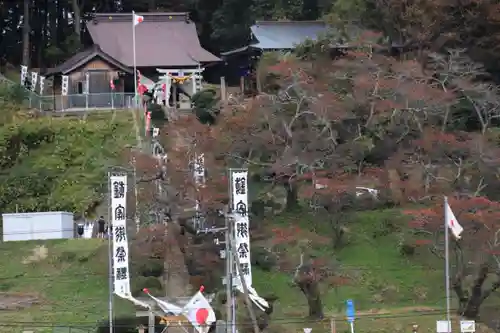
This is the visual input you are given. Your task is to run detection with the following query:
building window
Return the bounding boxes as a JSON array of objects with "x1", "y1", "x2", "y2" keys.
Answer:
[{"x1": 77, "y1": 82, "x2": 84, "y2": 94}]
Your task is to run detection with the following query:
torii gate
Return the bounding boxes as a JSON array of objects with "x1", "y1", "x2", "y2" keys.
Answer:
[{"x1": 156, "y1": 68, "x2": 204, "y2": 107}]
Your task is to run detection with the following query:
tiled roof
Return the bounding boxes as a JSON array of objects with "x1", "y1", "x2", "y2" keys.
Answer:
[
  {"x1": 86, "y1": 13, "x2": 220, "y2": 68},
  {"x1": 250, "y1": 21, "x2": 328, "y2": 49},
  {"x1": 45, "y1": 45, "x2": 131, "y2": 76}
]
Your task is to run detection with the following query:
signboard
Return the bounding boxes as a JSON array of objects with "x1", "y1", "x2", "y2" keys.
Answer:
[
  {"x1": 436, "y1": 320, "x2": 451, "y2": 333},
  {"x1": 110, "y1": 175, "x2": 131, "y2": 296},
  {"x1": 346, "y1": 299, "x2": 355, "y2": 323},
  {"x1": 303, "y1": 329, "x2": 312, "y2": 333},
  {"x1": 230, "y1": 169, "x2": 251, "y2": 288},
  {"x1": 460, "y1": 320, "x2": 475, "y2": 333}
]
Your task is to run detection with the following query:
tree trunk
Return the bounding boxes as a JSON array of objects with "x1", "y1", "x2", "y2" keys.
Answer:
[
  {"x1": 298, "y1": 280, "x2": 323, "y2": 318},
  {"x1": 284, "y1": 182, "x2": 299, "y2": 211},
  {"x1": 56, "y1": 1, "x2": 64, "y2": 46},
  {"x1": 71, "y1": 0, "x2": 81, "y2": 43},
  {"x1": 294, "y1": 263, "x2": 324, "y2": 319},
  {"x1": 452, "y1": 265, "x2": 500, "y2": 319},
  {"x1": 37, "y1": 3, "x2": 48, "y2": 69},
  {"x1": 22, "y1": 0, "x2": 30, "y2": 66}
]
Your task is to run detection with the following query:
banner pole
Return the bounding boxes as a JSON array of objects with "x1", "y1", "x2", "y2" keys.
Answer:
[{"x1": 108, "y1": 171, "x2": 114, "y2": 333}]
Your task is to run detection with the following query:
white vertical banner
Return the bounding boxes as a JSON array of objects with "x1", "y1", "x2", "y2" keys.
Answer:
[
  {"x1": 110, "y1": 175, "x2": 131, "y2": 296},
  {"x1": 39, "y1": 76, "x2": 45, "y2": 95},
  {"x1": 20, "y1": 66, "x2": 28, "y2": 86},
  {"x1": 230, "y1": 169, "x2": 251, "y2": 287},
  {"x1": 193, "y1": 153, "x2": 205, "y2": 228},
  {"x1": 30, "y1": 72, "x2": 38, "y2": 92},
  {"x1": 194, "y1": 153, "x2": 205, "y2": 184},
  {"x1": 61, "y1": 75, "x2": 69, "y2": 96},
  {"x1": 84, "y1": 72, "x2": 90, "y2": 94}
]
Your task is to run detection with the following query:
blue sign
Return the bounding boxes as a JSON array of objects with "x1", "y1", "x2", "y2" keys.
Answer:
[{"x1": 346, "y1": 299, "x2": 355, "y2": 322}]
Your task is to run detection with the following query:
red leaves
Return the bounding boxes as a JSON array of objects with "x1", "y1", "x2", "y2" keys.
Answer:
[
  {"x1": 270, "y1": 225, "x2": 329, "y2": 245},
  {"x1": 404, "y1": 197, "x2": 500, "y2": 246},
  {"x1": 271, "y1": 226, "x2": 301, "y2": 244},
  {"x1": 413, "y1": 129, "x2": 469, "y2": 153},
  {"x1": 414, "y1": 239, "x2": 433, "y2": 246}
]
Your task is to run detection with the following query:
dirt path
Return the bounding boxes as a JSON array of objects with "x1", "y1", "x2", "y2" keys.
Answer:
[{"x1": 163, "y1": 223, "x2": 190, "y2": 298}]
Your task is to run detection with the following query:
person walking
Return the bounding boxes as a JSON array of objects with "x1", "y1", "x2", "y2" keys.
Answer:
[{"x1": 97, "y1": 216, "x2": 105, "y2": 238}]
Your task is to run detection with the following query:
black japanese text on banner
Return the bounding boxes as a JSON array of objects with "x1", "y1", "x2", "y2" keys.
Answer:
[
  {"x1": 111, "y1": 175, "x2": 131, "y2": 296},
  {"x1": 230, "y1": 170, "x2": 252, "y2": 287}
]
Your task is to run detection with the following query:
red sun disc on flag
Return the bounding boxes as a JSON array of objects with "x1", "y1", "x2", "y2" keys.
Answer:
[
  {"x1": 195, "y1": 308, "x2": 209, "y2": 324},
  {"x1": 450, "y1": 219, "x2": 454, "y2": 226}
]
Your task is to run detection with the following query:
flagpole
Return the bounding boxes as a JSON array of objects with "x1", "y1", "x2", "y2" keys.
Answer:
[
  {"x1": 132, "y1": 11, "x2": 138, "y2": 108},
  {"x1": 444, "y1": 196, "x2": 451, "y2": 332}
]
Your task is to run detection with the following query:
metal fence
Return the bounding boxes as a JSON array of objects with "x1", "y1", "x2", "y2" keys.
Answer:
[{"x1": 28, "y1": 93, "x2": 138, "y2": 112}]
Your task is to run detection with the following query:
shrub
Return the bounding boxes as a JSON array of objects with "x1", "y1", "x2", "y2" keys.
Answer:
[
  {"x1": 251, "y1": 246, "x2": 277, "y2": 271},
  {"x1": 250, "y1": 199, "x2": 266, "y2": 219},
  {"x1": 135, "y1": 258, "x2": 164, "y2": 277},
  {"x1": 131, "y1": 276, "x2": 163, "y2": 297},
  {"x1": 0, "y1": 115, "x2": 135, "y2": 214},
  {"x1": 0, "y1": 84, "x2": 28, "y2": 104},
  {"x1": 191, "y1": 89, "x2": 220, "y2": 124}
]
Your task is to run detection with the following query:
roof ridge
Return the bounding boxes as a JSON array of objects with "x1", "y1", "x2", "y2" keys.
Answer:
[{"x1": 91, "y1": 12, "x2": 189, "y2": 23}]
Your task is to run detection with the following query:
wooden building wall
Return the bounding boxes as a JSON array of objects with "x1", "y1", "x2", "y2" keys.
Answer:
[{"x1": 68, "y1": 59, "x2": 124, "y2": 94}]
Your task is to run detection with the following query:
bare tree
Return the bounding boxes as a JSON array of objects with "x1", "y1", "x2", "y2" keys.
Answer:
[
  {"x1": 426, "y1": 49, "x2": 500, "y2": 134},
  {"x1": 405, "y1": 196, "x2": 500, "y2": 319},
  {"x1": 293, "y1": 253, "x2": 323, "y2": 319}
]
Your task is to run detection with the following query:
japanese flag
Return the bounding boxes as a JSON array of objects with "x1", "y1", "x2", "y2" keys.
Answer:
[
  {"x1": 133, "y1": 13, "x2": 144, "y2": 26},
  {"x1": 143, "y1": 288, "x2": 183, "y2": 315},
  {"x1": 182, "y1": 286, "x2": 216, "y2": 333},
  {"x1": 445, "y1": 201, "x2": 464, "y2": 239}
]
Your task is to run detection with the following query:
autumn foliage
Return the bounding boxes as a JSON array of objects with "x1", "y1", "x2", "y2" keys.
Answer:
[{"x1": 405, "y1": 196, "x2": 500, "y2": 253}]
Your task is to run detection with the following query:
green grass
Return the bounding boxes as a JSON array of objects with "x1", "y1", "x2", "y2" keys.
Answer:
[
  {"x1": 0, "y1": 111, "x2": 137, "y2": 215},
  {"x1": 0, "y1": 110, "x2": 140, "y2": 332},
  {"x1": 252, "y1": 208, "x2": 453, "y2": 333},
  {"x1": 0, "y1": 239, "x2": 134, "y2": 333}
]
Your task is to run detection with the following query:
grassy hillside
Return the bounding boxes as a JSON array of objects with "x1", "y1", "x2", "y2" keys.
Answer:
[
  {"x1": 0, "y1": 108, "x2": 494, "y2": 333},
  {"x1": 0, "y1": 110, "x2": 139, "y2": 332},
  {"x1": 0, "y1": 239, "x2": 134, "y2": 333},
  {"x1": 250, "y1": 209, "x2": 495, "y2": 333},
  {"x1": 0, "y1": 209, "x2": 495, "y2": 333},
  {"x1": 0, "y1": 111, "x2": 137, "y2": 216}
]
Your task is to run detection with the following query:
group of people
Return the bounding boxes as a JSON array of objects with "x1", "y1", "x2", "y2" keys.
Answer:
[{"x1": 76, "y1": 216, "x2": 110, "y2": 239}]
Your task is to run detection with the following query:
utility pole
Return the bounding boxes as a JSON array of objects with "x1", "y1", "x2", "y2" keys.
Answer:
[
  {"x1": 227, "y1": 213, "x2": 260, "y2": 333},
  {"x1": 196, "y1": 211, "x2": 232, "y2": 333},
  {"x1": 226, "y1": 211, "x2": 234, "y2": 333},
  {"x1": 107, "y1": 171, "x2": 115, "y2": 333},
  {"x1": 132, "y1": 157, "x2": 140, "y2": 233}
]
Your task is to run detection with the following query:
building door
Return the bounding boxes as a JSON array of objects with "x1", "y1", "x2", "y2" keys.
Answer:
[{"x1": 88, "y1": 70, "x2": 112, "y2": 108}]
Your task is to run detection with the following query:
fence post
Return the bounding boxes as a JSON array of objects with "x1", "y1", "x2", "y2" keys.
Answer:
[
  {"x1": 86, "y1": 93, "x2": 89, "y2": 110},
  {"x1": 111, "y1": 93, "x2": 114, "y2": 109},
  {"x1": 220, "y1": 77, "x2": 227, "y2": 101}
]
